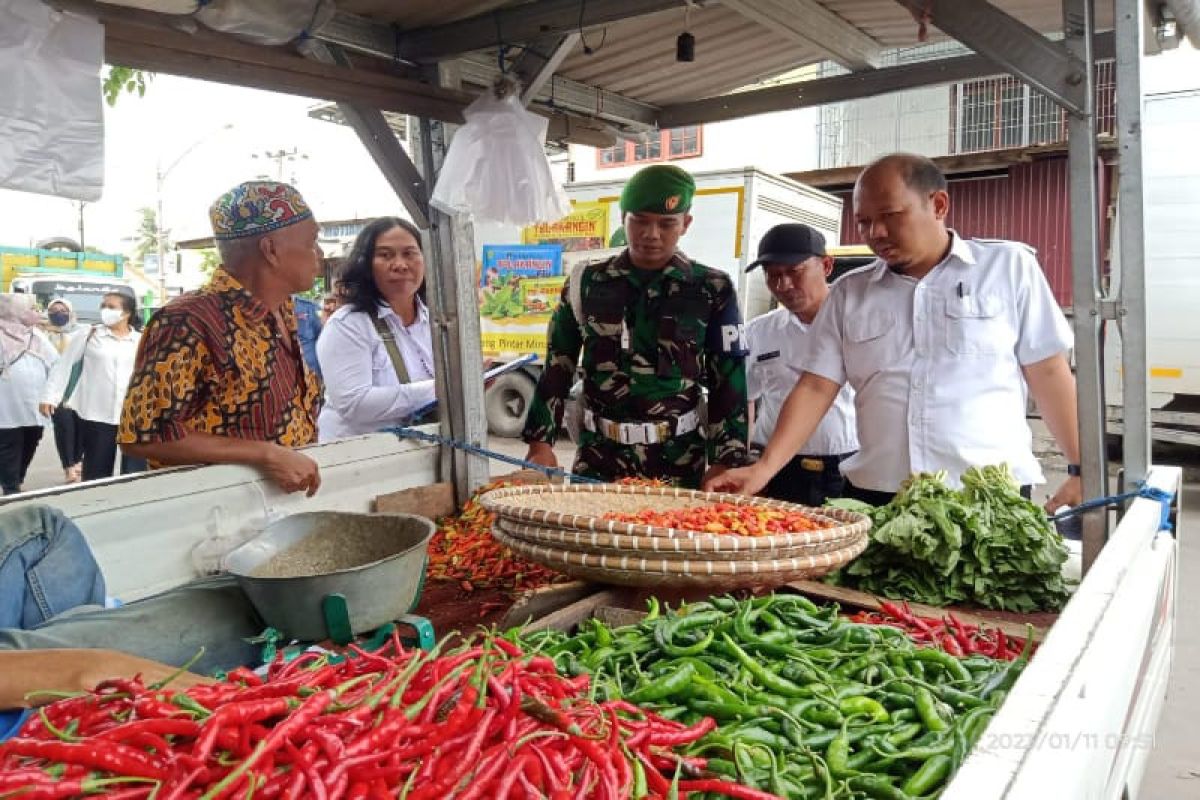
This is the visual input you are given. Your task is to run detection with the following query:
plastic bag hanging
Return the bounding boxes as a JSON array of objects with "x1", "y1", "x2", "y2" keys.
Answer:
[
  {"x1": 430, "y1": 91, "x2": 570, "y2": 226},
  {"x1": 0, "y1": 0, "x2": 104, "y2": 201}
]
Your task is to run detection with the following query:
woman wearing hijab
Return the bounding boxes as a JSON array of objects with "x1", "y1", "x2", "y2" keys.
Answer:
[
  {"x1": 43, "y1": 299, "x2": 85, "y2": 483},
  {"x1": 0, "y1": 295, "x2": 58, "y2": 495},
  {"x1": 41, "y1": 293, "x2": 145, "y2": 481},
  {"x1": 316, "y1": 217, "x2": 437, "y2": 441}
]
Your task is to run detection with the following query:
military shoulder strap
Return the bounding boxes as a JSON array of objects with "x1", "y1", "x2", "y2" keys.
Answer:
[{"x1": 366, "y1": 306, "x2": 411, "y2": 384}]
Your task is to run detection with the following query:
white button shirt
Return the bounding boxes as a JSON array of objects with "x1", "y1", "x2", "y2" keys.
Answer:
[
  {"x1": 42, "y1": 325, "x2": 141, "y2": 425},
  {"x1": 746, "y1": 307, "x2": 858, "y2": 456},
  {"x1": 317, "y1": 301, "x2": 437, "y2": 442},
  {"x1": 805, "y1": 233, "x2": 1072, "y2": 492}
]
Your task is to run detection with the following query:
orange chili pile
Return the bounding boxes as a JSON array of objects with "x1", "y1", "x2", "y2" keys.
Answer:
[
  {"x1": 0, "y1": 635, "x2": 779, "y2": 800},
  {"x1": 613, "y1": 477, "x2": 673, "y2": 488},
  {"x1": 602, "y1": 502, "x2": 833, "y2": 537},
  {"x1": 427, "y1": 481, "x2": 567, "y2": 594},
  {"x1": 849, "y1": 600, "x2": 1037, "y2": 661}
]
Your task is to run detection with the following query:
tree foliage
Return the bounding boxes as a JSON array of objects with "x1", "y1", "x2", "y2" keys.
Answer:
[{"x1": 102, "y1": 66, "x2": 151, "y2": 106}]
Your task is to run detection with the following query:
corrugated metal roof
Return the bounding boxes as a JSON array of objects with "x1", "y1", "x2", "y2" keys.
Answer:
[
  {"x1": 338, "y1": 0, "x2": 514, "y2": 28},
  {"x1": 331, "y1": 1, "x2": 1112, "y2": 111},
  {"x1": 824, "y1": 0, "x2": 1113, "y2": 45},
  {"x1": 833, "y1": 155, "x2": 1118, "y2": 307},
  {"x1": 553, "y1": 6, "x2": 824, "y2": 105}
]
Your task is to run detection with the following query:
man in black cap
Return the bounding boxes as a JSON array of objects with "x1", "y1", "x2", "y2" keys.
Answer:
[{"x1": 745, "y1": 224, "x2": 857, "y2": 505}]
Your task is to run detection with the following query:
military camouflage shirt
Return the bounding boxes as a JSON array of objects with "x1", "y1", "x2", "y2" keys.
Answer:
[{"x1": 522, "y1": 251, "x2": 749, "y2": 477}]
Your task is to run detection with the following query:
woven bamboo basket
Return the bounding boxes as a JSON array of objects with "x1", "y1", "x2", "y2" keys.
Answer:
[
  {"x1": 493, "y1": 517, "x2": 860, "y2": 562},
  {"x1": 491, "y1": 527, "x2": 870, "y2": 590},
  {"x1": 479, "y1": 484, "x2": 871, "y2": 551}
]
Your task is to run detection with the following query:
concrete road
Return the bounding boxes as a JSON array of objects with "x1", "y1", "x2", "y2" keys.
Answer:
[{"x1": 11, "y1": 429, "x2": 1198, "y2": 793}]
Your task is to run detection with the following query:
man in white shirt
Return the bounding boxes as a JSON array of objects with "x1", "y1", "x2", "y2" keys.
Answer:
[
  {"x1": 745, "y1": 224, "x2": 858, "y2": 506},
  {"x1": 707, "y1": 153, "x2": 1082, "y2": 512}
]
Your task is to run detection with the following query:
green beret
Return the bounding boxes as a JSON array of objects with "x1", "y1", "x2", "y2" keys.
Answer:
[{"x1": 619, "y1": 164, "x2": 695, "y2": 214}]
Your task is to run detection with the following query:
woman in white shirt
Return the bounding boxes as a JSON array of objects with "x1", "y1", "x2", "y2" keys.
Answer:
[
  {"x1": 317, "y1": 217, "x2": 437, "y2": 442},
  {"x1": 41, "y1": 293, "x2": 145, "y2": 481},
  {"x1": 43, "y1": 298, "x2": 86, "y2": 483},
  {"x1": 0, "y1": 295, "x2": 57, "y2": 495}
]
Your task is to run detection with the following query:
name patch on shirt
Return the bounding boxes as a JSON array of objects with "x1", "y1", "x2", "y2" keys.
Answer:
[{"x1": 756, "y1": 351, "x2": 781, "y2": 363}]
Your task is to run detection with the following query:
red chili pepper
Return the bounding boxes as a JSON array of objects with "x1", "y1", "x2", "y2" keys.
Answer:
[
  {"x1": 678, "y1": 778, "x2": 786, "y2": 799},
  {"x1": 198, "y1": 690, "x2": 334, "y2": 800},
  {"x1": 645, "y1": 715, "x2": 717, "y2": 747},
  {"x1": 0, "y1": 738, "x2": 168, "y2": 780}
]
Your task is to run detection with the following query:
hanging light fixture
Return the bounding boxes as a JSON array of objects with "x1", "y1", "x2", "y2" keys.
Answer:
[{"x1": 676, "y1": 2, "x2": 695, "y2": 62}]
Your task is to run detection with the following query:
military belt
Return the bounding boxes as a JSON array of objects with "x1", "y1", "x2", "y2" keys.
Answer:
[{"x1": 583, "y1": 409, "x2": 701, "y2": 446}]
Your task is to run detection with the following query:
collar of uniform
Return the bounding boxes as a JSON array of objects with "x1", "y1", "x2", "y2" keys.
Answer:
[
  {"x1": 209, "y1": 267, "x2": 271, "y2": 323},
  {"x1": 93, "y1": 325, "x2": 136, "y2": 341},
  {"x1": 377, "y1": 296, "x2": 430, "y2": 327},
  {"x1": 787, "y1": 311, "x2": 811, "y2": 332},
  {"x1": 612, "y1": 250, "x2": 694, "y2": 283},
  {"x1": 945, "y1": 230, "x2": 976, "y2": 266},
  {"x1": 867, "y1": 230, "x2": 974, "y2": 283},
  {"x1": 662, "y1": 252, "x2": 695, "y2": 283}
]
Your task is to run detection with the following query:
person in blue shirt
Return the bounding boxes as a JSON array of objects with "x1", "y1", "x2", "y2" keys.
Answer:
[
  {"x1": 293, "y1": 295, "x2": 324, "y2": 378},
  {"x1": 0, "y1": 505, "x2": 262, "y2": 715}
]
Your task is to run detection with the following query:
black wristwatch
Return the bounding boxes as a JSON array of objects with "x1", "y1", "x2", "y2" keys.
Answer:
[{"x1": 1066, "y1": 464, "x2": 1081, "y2": 477}]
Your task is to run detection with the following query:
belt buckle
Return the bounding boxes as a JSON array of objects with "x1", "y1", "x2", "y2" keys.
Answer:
[
  {"x1": 657, "y1": 421, "x2": 671, "y2": 441},
  {"x1": 622, "y1": 424, "x2": 645, "y2": 446},
  {"x1": 642, "y1": 422, "x2": 663, "y2": 444},
  {"x1": 800, "y1": 458, "x2": 825, "y2": 472}
]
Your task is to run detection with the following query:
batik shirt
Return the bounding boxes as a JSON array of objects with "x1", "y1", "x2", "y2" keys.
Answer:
[{"x1": 118, "y1": 268, "x2": 319, "y2": 462}]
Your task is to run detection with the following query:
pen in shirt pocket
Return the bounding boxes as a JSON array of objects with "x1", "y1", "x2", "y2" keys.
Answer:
[{"x1": 956, "y1": 281, "x2": 971, "y2": 299}]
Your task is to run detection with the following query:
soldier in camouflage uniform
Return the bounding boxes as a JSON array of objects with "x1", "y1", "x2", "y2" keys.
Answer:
[{"x1": 522, "y1": 164, "x2": 750, "y2": 488}]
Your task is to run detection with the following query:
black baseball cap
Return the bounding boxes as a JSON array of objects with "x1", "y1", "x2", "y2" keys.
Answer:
[{"x1": 746, "y1": 224, "x2": 827, "y2": 271}]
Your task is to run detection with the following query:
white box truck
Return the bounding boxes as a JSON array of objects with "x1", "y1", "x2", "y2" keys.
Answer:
[{"x1": 1107, "y1": 88, "x2": 1200, "y2": 447}]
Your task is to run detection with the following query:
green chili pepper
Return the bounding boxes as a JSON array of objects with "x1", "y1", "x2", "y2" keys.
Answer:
[
  {"x1": 846, "y1": 775, "x2": 916, "y2": 800},
  {"x1": 800, "y1": 704, "x2": 843, "y2": 728},
  {"x1": 879, "y1": 691, "x2": 916, "y2": 709},
  {"x1": 778, "y1": 661, "x2": 822, "y2": 685},
  {"x1": 960, "y1": 706, "x2": 994, "y2": 745},
  {"x1": 874, "y1": 732, "x2": 956, "y2": 761},
  {"x1": 656, "y1": 612, "x2": 722, "y2": 658},
  {"x1": 625, "y1": 662, "x2": 696, "y2": 704},
  {"x1": 645, "y1": 596, "x2": 661, "y2": 620},
  {"x1": 907, "y1": 648, "x2": 972, "y2": 682},
  {"x1": 838, "y1": 696, "x2": 890, "y2": 723},
  {"x1": 901, "y1": 753, "x2": 953, "y2": 795},
  {"x1": 914, "y1": 686, "x2": 950, "y2": 733},
  {"x1": 720, "y1": 634, "x2": 807, "y2": 697},
  {"x1": 886, "y1": 723, "x2": 924, "y2": 747},
  {"x1": 589, "y1": 618, "x2": 613, "y2": 647},
  {"x1": 825, "y1": 722, "x2": 854, "y2": 778},
  {"x1": 583, "y1": 646, "x2": 615, "y2": 671},
  {"x1": 834, "y1": 651, "x2": 887, "y2": 679}
]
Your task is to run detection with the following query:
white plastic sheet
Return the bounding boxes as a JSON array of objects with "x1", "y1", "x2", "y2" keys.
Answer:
[
  {"x1": 0, "y1": 0, "x2": 104, "y2": 201},
  {"x1": 430, "y1": 92, "x2": 570, "y2": 226},
  {"x1": 196, "y1": 0, "x2": 335, "y2": 47}
]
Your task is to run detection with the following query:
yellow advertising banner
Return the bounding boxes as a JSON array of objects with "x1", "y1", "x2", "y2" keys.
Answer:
[{"x1": 521, "y1": 202, "x2": 609, "y2": 252}]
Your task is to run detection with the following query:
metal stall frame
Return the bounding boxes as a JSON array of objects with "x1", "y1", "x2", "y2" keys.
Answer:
[{"x1": 46, "y1": 0, "x2": 1167, "y2": 557}]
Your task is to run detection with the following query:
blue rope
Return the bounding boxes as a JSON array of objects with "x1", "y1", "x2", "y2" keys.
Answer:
[
  {"x1": 1049, "y1": 482, "x2": 1176, "y2": 532},
  {"x1": 385, "y1": 426, "x2": 604, "y2": 484}
]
